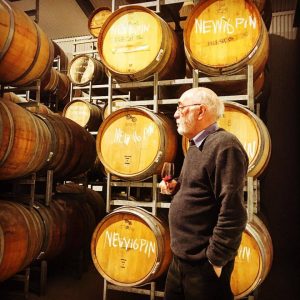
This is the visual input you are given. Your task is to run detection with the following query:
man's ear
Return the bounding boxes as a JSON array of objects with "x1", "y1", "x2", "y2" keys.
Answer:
[{"x1": 197, "y1": 105, "x2": 206, "y2": 120}]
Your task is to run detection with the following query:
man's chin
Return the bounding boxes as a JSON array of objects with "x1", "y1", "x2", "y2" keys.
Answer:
[{"x1": 177, "y1": 128, "x2": 184, "y2": 136}]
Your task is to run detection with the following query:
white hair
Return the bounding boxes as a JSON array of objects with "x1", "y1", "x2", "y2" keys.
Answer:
[{"x1": 180, "y1": 87, "x2": 224, "y2": 120}]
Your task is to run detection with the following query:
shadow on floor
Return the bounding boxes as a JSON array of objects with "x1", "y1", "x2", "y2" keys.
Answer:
[{"x1": 0, "y1": 262, "x2": 165, "y2": 300}]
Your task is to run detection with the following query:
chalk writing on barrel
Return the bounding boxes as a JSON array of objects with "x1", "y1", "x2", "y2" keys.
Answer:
[{"x1": 104, "y1": 230, "x2": 156, "y2": 258}]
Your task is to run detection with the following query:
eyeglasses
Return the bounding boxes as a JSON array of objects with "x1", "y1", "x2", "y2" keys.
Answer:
[{"x1": 176, "y1": 104, "x2": 202, "y2": 112}]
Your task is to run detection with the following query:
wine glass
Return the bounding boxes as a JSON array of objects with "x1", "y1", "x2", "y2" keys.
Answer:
[{"x1": 161, "y1": 162, "x2": 175, "y2": 182}]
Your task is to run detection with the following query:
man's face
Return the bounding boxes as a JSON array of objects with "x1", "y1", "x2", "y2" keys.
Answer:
[{"x1": 174, "y1": 99, "x2": 201, "y2": 137}]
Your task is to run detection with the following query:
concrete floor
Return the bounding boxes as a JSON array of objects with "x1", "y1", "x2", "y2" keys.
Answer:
[
  {"x1": 31, "y1": 264, "x2": 103, "y2": 300},
  {"x1": 0, "y1": 258, "x2": 164, "y2": 300}
]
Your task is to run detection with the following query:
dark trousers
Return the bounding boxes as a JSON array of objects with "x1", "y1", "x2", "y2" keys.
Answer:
[{"x1": 164, "y1": 256, "x2": 234, "y2": 300}]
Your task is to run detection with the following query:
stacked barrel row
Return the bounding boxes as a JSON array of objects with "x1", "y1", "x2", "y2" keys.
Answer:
[
  {"x1": 0, "y1": 1, "x2": 71, "y2": 109},
  {"x1": 91, "y1": 205, "x2": 273, "y2": 299},
  {"x1": 71, "y1": 1, "x2": 268, "y2": 97},
  {"x1": 65, "y1": 0, "x2": 271, "y2": 104},
  {"x1": 0, "y1": 98, "x2": 96, "y2": 181},
  {"x1": 0, "y1": 1, "x2": 103, "y2": 288},
  {"x1": 0, "y1": 184, "x2": 106, "y2": 282}
]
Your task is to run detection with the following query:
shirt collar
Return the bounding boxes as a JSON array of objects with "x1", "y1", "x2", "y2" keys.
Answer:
[{"x1": 191, "y1": 123, "x2": 219, "y2": 148}]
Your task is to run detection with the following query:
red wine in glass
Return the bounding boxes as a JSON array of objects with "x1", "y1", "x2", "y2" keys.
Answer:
[{"x1": 161, "y1": 162, "x2": 175, "y2": 182}]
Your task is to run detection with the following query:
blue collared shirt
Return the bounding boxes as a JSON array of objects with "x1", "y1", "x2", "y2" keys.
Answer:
[{"x1": 191, "y1": 123, "x2": 219, "y2": 148}]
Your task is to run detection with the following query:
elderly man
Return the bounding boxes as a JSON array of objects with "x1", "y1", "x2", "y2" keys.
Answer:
[{"x1": 160, "y1": 87, "x2": 248, "y2": 300}]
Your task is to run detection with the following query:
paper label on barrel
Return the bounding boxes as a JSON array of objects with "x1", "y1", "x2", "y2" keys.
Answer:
[
  {"x1": 188, "y1": 0, "x2": 261, "y2": 66},
  {"x1": 102, "y1": 11, "x2": 163, "y2": 73},
  {"x1": 95, "y1": 218, "x2": 157, "y2": 283},
  {"x1": 100, "y1": 113, "x2": 161, "y2": 175}
]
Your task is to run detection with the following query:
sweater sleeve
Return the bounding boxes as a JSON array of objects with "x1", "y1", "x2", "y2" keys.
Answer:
[{"x1": 206, "y1": 145, "x2": 248, "y2": 267}]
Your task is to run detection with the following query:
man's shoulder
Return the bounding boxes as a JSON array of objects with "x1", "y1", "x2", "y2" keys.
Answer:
[
  {"x1": 206, "y1": 128, "x2": 246, "y2": 153},
  {"x1": 210, "y1": 128, "x2": 238, "y2": 142}
]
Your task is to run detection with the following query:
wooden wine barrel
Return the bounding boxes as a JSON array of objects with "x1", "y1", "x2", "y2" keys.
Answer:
[
  {"x1": 96, "y1": 106, "x2": 178, "y2": 181},
  {"x1": 55, "y1": 197, "x2": 86, "y2": 255},
  {"x1": 163, "y1": 0, "x2": 195, "y2": 31},
  {"x1": 179, "y1": 0, "x2": 195, "y2": 17},
  {"x1": 36, "y1": 114, "x2": 97, "y2": 179},
  {"x1": 56, "y1": 183, "x2": 106, "y2": 223},
  {"x1": 1, "y1": 92, "x2": 27, "y2": 104},
  {"x1": 217, "y1": 102, "x2": 271, "y2": 178},
  {"x1": 88, "y1": 7, "x2": 112, "y2": 38},
  {"x1": 184, "y1": 0, "x2": 269, "y2": 78},
  {"x1": 182, "y1": 101, "x2": 271, "y2": 178},
  {"x1": 35, "y1": 114, "x2": 71, "y2": 175},
  {"x1": 80, "y1": 201, "x2": 97, "y2": 246},
  {"x1": 52, "y1": 40, "x2": 69, "y2": 72},
  {"x1": 0, "y1": 99, "x2": 52, "y2": 180},
  {"x1": 0, "y1": 201, "x2": 44, "y2": 282},
  {"x1": 102, "y1": 98, "x2": 129, "y2": 119},
  {"x1": 27, "y1": 103, "x2": 55, "y2": 115},
  {"x1": 63, "y1": 99, "x2": 103, "y2": 131},
  {"x1": 0, "y1": 1, "x2": 54, "y2": 86},
  {"x1": 2, "y1": 92, "x2": 55, "y2": 115},
  {"x1": 59, "y1": 117, "x2": 96, "y2": 178},
  {"x1": 120, "y1": 0, "x2": 183, "y2": 21},
  {"x1": 84, "y1": 156, "x2": 106, "y2": 182},
  {"x1": 41, "y1": 68, "x2": 60, "y2": 92},
  {"x1": 98, "y1": 5, "x2": 184, "y2": 82},
  {"x1": 209, "y1": 71, "x2": 266, "y2": 98},
  {"x1": 91, "y1": 206, "x2": 171, "y2": 286},
  {"x1": 68, "y1": 55, "x2": 107, "y2": 86},
  {"x1": 231, "y1": 215, "x2": 273, "y2": 299},
  {"x1": 32, "y1": 202, "x2": 68, "y2": 260},
  {"x1": 54, "y1": 197, "x2": 96, "y2": 253},
  {"x1": 39, "y1": 198, "x2": 80, "y2": 256},
  {"x1": 41, "y1": 67, "x2": 71, "y2": 105},
  {"x1": 56, "y1": 71, "x2": 71, "y2": 105}
]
